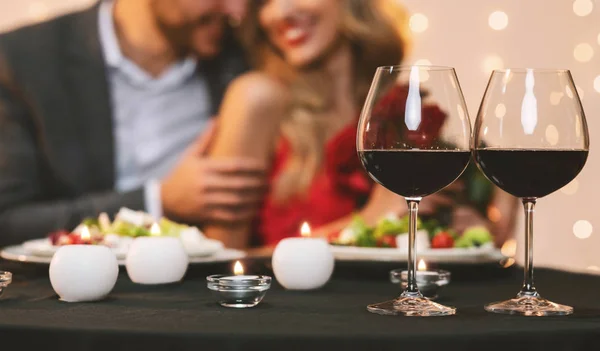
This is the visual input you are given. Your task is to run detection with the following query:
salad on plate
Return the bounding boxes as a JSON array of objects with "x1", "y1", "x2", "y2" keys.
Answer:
[
  {"x1": 24, "y1": 208, "x2": 223, "y2": 258},
  {"x1": 330, "y1": 213, "x2": 494, "y2": 250}
]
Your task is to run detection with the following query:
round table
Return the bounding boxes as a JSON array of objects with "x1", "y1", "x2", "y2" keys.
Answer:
[{"x1": 0, "y1": 260, "x2": 599, "y2": 351}]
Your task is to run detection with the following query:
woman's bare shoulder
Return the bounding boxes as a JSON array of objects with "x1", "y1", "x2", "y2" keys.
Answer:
[{"x1": 224, "y1": 72, "x2": 291, "y2": 110}]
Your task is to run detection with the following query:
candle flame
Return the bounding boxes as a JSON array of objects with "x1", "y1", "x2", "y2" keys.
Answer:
[
  {"x1": 418, "y1": 259, "x2": 427, "y2": 271},
  {"x1": 80, "y1": 226, "x2": 91, "y2": 241},
  {"x1": 234, "y1": 261, "x2": 244, "y2": 275},
  {"x1": 150, "y1": 223, "x2": 161, "y2": 236},
  {"x1": 300, "y1": 222, "x2": 311, "y2": 237}
]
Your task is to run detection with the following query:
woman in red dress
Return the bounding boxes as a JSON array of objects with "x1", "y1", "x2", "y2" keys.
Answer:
[{"x1": 204, "y1": 0, "x2": 516, "y2": 248}]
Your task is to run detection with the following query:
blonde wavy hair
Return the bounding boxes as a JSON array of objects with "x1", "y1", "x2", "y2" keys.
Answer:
[{"x1": 241, "y1": 0, "x2": 410, "y2": 202}]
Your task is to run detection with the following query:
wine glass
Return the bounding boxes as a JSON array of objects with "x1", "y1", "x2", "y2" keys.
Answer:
[
  {"x1": 473, "y1": 69, "x2": 589, "y2": 316},
  {"x1": 357, "y1": 66, "x2": 472, "y2": 316}
]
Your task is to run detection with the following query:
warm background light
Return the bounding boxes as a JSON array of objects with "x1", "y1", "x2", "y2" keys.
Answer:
[
  {"x1": 482, "y1": 55, "x2": 504, "y2": 73},
  {"x1": 561, "y1": 179, "x2": 580, "y2": 195},
  {"x1": 409, "y1": 13, "x2": 429, "y2": 33},
  {"x1": 574, "y1": 43, "x2": 594, "y2": 62},
  {"x1": 573, "y1": 0, "x2": 594, "y2": 17},
  {"x1": 488, "y1": 11, "x2": 508, "y2": 31}
]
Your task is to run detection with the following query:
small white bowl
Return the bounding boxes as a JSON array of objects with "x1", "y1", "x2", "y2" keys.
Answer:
[
  {"x1": 49, "y1": 245, "x2": 119, "y2": 302},
  {"x1": 125, "y1": 237, "x2": 189, "y2": 285}
]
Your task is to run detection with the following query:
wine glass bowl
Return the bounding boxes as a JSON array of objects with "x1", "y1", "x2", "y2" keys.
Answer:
[
  {"x1": 473, "y1": 68, "x2": 589, "y2": 316},
  {"x1": 357, "y1": 65, "x2": 472, "y2": 316}
]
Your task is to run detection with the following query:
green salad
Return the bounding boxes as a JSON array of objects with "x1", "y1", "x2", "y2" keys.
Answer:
[
  {"x1": 330, "y1": 214, "x2": 493, "y2": 249},
  {"x1": 80, "y1": 208, "x2": 193, "y2": 237}
]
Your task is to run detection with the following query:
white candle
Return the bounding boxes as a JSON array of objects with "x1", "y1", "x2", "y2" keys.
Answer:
[
  {"x1": 49, "y1": 243, "x2": 118, "y2": 302},
  {"x1": 125, "y1": 223, "x2": 189, "y2": 285},
  {"x1": 272, "y1": 222, "x2": 334, "y2": 290},
  {"x1": 395, "y1": 230, "x2": 430, "y2": 250}
]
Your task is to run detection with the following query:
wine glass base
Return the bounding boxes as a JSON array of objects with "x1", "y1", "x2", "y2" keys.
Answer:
[
  {"x1": 485, "y1": 296, "x2": 573, "y2": 316},
  {"x1": 367, "y1": 297, "x2": 456, "y2": 317}
]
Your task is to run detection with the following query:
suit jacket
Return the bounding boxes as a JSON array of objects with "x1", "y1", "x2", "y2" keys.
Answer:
[{"x1": 0, "y1": 3, "x2": 246, "y2": 246}]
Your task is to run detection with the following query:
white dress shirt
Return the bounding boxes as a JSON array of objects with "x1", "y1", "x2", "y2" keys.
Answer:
[{"x1": 98, "y1": 1, "x2": 212, "y2": 219}]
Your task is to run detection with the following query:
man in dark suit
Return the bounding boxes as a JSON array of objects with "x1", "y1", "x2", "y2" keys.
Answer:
[{"x1": 0, "y1": 0, "x2": 264, "y2": 246}]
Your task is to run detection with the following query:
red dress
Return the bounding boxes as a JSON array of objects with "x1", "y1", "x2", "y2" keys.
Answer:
[{"x1": 256, "y1": 123, "x2": 372, "y2": 246}]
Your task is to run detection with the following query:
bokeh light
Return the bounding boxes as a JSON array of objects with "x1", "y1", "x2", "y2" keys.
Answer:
[
  {"x1": 574, "y1": 43, "x2": 594, "y2": 62},
  {"x1": 573, "y1": 220, "x2": 593, "y2": 239},
  {"x1": 594, "y1": 75, "x2": 600, "y2": 93},
  {"x1": 561, "y1": 179, "x2": 579, "y2": 195},
  {"x1": 545, "y1": 125, "x2": 559, "y2": 145},
  {"x1": 550, "y1": 91, "x2": 564, "y2": 105},
  {"x1": 488, "y1": 11, "x2": 508, "y2": 30},
  {"x1": 494, "y1": 103, "x2": 506, "y2": 118},
  {"x1": 482, "y1": 55, "x2": 504, "y2": 73},
  {"x1": 487, "y1": 206, "x2": 502, "y2": 223},
  {"x1": 573, "y1": 0, "x2": 594, "y2": 16},
  {"x1": 409, "y1": 13, "x2": 429, "y2": 33}
]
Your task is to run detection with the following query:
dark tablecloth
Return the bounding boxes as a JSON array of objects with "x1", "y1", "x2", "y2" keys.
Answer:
[{"x1": 0, "y1": 261, "x2": 599, "y2": 351}]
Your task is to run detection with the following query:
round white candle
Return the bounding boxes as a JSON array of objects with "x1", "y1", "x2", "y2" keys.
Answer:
[
  {"x1": 125, "y1": 225, "x2": 189, "y2": 285},
  {"x1": 272, "y1": 223, "x2": 334, "y2": 290},
  {"x1": 395, "y1": 230, "x2": 430, "y2": 250},
  {"x1": 49, "y1": 245, "x2": 118, "y2": 302}
]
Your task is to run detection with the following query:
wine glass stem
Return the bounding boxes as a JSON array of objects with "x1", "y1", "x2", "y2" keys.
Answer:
[
  {"x1": 520, "y1": 198, "x2": 538, "y2": 297},
  {"x1": 405, "y1": 197, "x2": 421, "y2": 295}
]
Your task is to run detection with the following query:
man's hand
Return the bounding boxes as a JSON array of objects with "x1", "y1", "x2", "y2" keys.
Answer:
[{"x1": 160, "y1": 122, "x2": 267, "y2": 223}]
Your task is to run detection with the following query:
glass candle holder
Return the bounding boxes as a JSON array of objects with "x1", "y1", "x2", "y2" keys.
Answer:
[
  {"x1": 0, "y1": 271, "x2": 12, "y2": 298},
  {"x1": 390, "y1": 269, "x2": 451, "y2": 300},
  {"x1": 207, "y1": 274, "x2": 271, "y2": 308}
]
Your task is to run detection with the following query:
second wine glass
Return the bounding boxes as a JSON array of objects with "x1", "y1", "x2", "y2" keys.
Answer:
[
  {"x1": 473, "y1": 68, "x2": 589, "y2": 316},
  {"x1": 357, "y1": 66, "x2": 471, "y2": 316}
]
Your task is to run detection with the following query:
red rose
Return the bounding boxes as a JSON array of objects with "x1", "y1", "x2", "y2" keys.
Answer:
[{"x1": 365, "y1": 84, "x2": 447, "y2": 148}]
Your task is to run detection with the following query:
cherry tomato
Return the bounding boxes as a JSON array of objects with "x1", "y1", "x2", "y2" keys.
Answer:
[{"x1": 431, "y1": 232, "x2": 455, "y2": 249}]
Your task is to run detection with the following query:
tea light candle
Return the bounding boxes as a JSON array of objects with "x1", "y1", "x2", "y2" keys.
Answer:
[
  {"x1": 207, "y1": 261, "x2": 271, "y2": 308},
  {"x1": 49, "y1": 227, "x2": 119, "y2": 302},
  {"x1": 391, "y1": 259, "x2": 451, "y2": 300},
  {"x1": 125, "y1": 223, "x2": 189, "y2": 285},
  {"x1": 272, "y1": 222, "x2": 334, "y2": 290},
  {"x1": 227, "y1": 261, "x2": 259, "y2": 280}
]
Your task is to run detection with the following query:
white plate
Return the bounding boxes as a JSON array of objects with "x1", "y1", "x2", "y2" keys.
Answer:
[
  {"x1": 20, "y1": 236, "x2": 224, "y2": 260},
  {"x1": 0, "y1": 244, "x2": 246, "y2": 265},
  {"x1": 329, "y1": 243, "x2": 504, "y2": 263}
]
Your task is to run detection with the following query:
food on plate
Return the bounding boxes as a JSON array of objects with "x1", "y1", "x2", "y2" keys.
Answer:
[
  {"x1": 330, "y1": 214, "x2": 492, "y2": 250},
  {"x1": 431, "y1": 231, "x2": 455, "y2": 249},
  {"x1": 454, "y1": 226, "x2": 493, "y2": 248},
  {"x1": 42, "y1": 208, "x2": 223, "y2": 257}
]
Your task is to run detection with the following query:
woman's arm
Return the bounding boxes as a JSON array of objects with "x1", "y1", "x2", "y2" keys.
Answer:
[{"x1": 204, "y1": 73, "x2": 289, "y2": 249}]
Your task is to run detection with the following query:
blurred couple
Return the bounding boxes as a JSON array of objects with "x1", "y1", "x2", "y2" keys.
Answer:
[{"x1": 0, "y1": 0, "x2": 516, "y2": 248}]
